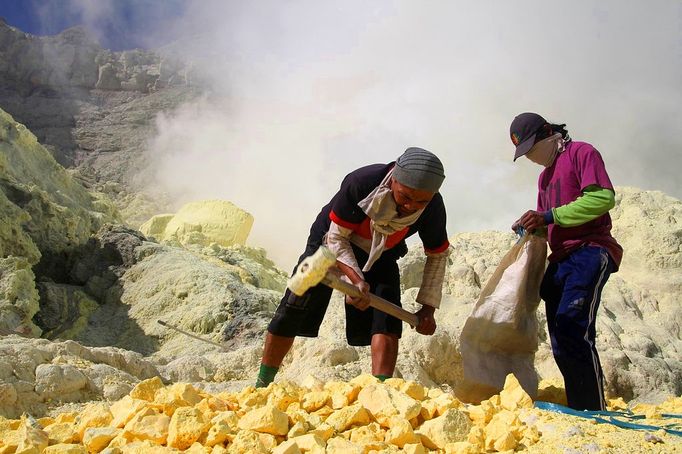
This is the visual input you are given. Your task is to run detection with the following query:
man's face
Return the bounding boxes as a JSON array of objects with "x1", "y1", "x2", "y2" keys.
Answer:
[{"x1": 390, "y1": 179, "x2": 435, "y2": 216}]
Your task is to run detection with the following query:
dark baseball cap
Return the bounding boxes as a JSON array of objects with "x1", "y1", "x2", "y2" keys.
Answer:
[{"x1": 510, "y1": 112, "x2": 548, "y2": 161}]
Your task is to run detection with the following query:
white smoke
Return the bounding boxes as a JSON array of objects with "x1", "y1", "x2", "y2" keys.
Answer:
[{"x1": 37, "y1": 0, "x2": 682, "y2": 267}]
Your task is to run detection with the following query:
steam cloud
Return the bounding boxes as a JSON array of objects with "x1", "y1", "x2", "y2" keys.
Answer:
[{"x1": 32, "y1": 0, "x2": 682, "y2": 267}]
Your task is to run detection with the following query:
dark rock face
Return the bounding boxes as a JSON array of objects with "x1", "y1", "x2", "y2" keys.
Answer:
[
  {"x1": 0, "y1": 21, "x2": 201, "y2": 187},
  {"x1": 33, "y1": 224, "x2": 150, "y2": 338},
  {"x1": 70, "y1": 224, "x2": 147, "y2": 294}
]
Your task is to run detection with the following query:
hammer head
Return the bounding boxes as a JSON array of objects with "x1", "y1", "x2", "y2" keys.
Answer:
[{"x1": 287, "y1": 246, "x2": 337, "y2": 296}]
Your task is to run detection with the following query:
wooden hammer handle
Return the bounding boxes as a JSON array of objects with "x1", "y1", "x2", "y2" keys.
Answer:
[{"x1": 321, "y1": 273, "x2": 420, "y2": 328}]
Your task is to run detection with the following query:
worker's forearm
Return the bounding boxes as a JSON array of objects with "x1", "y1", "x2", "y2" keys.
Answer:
[
  {"x1": 326, "y1": 221, "x2": 364, "y2": 279},
  {"x1": 336, "y1": 261, "x2": 365, "y2": 285},
  {"x1": 550, "y1": 186, "x2": 615, "y2": 227},
  {"x1": 416, "y1": 248, "x2": 449, "y2": 309}
]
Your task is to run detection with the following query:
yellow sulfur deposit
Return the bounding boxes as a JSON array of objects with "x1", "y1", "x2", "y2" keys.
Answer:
[
  {"x1": 2, "y1": 373, "x2": 681, "y2": 453},
  {"x1": 139, "y1": 200, "x2": 254, "y2": 248}
]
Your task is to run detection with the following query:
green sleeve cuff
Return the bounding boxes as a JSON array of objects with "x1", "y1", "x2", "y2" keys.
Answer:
[{"x1": 553, "y1": 186, "x2": 615, "y2": 227}]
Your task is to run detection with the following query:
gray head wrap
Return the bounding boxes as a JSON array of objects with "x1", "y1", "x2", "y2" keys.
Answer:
[{"x1": 392, "y1": 147, "x2": 445, "y2": 192}]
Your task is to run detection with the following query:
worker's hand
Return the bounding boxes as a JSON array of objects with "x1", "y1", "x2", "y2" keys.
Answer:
[
  {"x1": 346, "y1": 281, "x2": 371, "y2": 311},
  {"x1": 512, "y1": 210, "x2": 546, "y2": 233},
  {"x1": 415, "y1": 305, "x2": 437, "y2": 335}
]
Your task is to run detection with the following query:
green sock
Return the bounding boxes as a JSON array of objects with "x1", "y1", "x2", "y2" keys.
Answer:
[
  {"x1": 255, "y1": 364, "x2": 279, "y2": 388},
  {"x1": 375, "y1": 374, "x2": 391, "y2": 382}
]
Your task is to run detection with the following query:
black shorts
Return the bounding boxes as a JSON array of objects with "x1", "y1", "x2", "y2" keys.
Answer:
[{"x1": 268, "y1": 240, "x2": 405, "y2": 347}]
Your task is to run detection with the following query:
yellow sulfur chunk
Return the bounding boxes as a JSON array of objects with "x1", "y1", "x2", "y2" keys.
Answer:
[
  {"x1": 484, "y1": 410, "x2": 520, "y2": 452},
  {"x1": 44, "y1": 422, "x2": 78, "y2": 444},
  {"x1": 659, "y1": 396, "x2": 682, "y2": 413},
  {"x1": 37, "y1": 417, "x2": 54, "y2": 428},
  {"x1": 384, "y1": 416, "x2": 418, "y2": 447},
  {"x1": 76, "y1": 403, "x2": 113, "y2": 441},
  {"x1": 499, "y1": 374, "x2": 533, "y2": 411},
  {"x1": 184, "y1": 442, "x2": 209, "y2": 454},
  {"x1": 54, "y1": 413, "x2": 77, "y2": 424},
  {"x1": 493, "y1": 431, "x2": 517, "y2": 452},
  {"x1": 258, "y1": 432, "x2": 279, "y2": 451},
  {"x1": 519, "y1": 424, "x2": 540, "y2": 446},
  {"x1": 312, "y1": 405, "x2": 334, "y2": 419},
  {"x1": 301, "y1": 390, "x2": 330, "y2": 412},
  {"x1": 417, "y1": 408, "x2": 472, "y2": 450},
  {"x1": 348, "y1": 421, "x2": 384, "y2": 444},
  {"x1": 237, "y1": 404, "x2": 289, "y2": 436},
  {"x1": 432, "y1": 393, "x2": 462, "y2": 416},
  {"x1": 326, "y1": 436, "x2": 364, "y2": 454},
  {"x1": 267, "y1": 383, "x2": 301, "y2": 412},
  {"x1": 536, "y1": 378, "x2": 567, "y2": 406},
  {"x1": 427, "y1": 388, "x2": 445, "y2": 399},
  {"x1": 110, "y1": 439, "x2": 168, "y2": 453},
  {"x1": 122, "y1": 407, "x2": 170, "y2": 444},
  {"x1": 42, "y1": 444, "x2": 88, "y2": 454},
  {"x1": 324, "y1": 381, "x2": 361, "y2": 408},
  {"x1": 106, "y1": 432, "x2": 128, "y2": 448},
  {"x1": 420, "y1": 399, "x2": 438, "y2": 421},
  {"x1": 210, "y1": 445, "x2": 228, "y2": 454},
  {"x1": 466, "y1": 425, "x2": 485, "y2": 451},
  {"x1": 290, "y1": 433, "x2": 326, "y2": 451},
  {"x1": 236, "y1": 386, "x2": 269, "y2": 410},
  {"x1": 308, "y1": 422, "x2": 334, "y2": 441},
  {"x1": 466, "y1": 399, "x2": 497, "y2": 426},
  {"x1": 15, "y1": 418, "x2": 49, "y2": 453},
  {"x1": 83, "y1": 426, "x2": 120, "y2": 452},
  {"x1": 109, "y1": 396, "x2": 149, "y2": 428},
  {"x1": 286, "y1": 408, "x2": 312, "y2": 427},
  {"x1": 383, "y1": 377, "x2": 406, "y2": 390},
  {"x1": 402, "y1": 442, "x2": 428, "y2": 454},
  {"x1": 153, "y1": 383, "x2": 202, "y2": 416},
  {"x1": 287, "y1": 420, "x2": 308, "y2": 438},
  {"x1": 205, "y1": 421, "x2": 234, "y2": 447},
  {"x1": 272, "y1": 439, "x2": 302, "y2": 454},
  {"x1": 607, "y1": 397, "x2": 628, "y2": 411},
  {"x1": 349, "y1": 373, "x2": 380, "y2": 388},
  {"x1": 196, "y1": 396, "x2": 233, "y2": 418},
  {"x1": 357, "y1": 384, "x2": 422, "y2": 426},
  {"x1": 129, "y1": 377, "x2": 164, "y2": 402},
  {"x1": 324, "y1": 403, "x2": 371, "y2": 432},
  {"x1": 229, "y1": 430, "x2": 269, "y2": 453},
  {"x1": 400, "y1": 381, "x2": 427, "y2": 401},
  {"x1": 167, "y1": 406, "x2": 210, "y2": 450},
  {"x1": 358, "y1": 440, "x2": 394, "y2": 452},
  {"x1": 409, "y1": 416, "x2": 421, "y2": 429},
  {"x1": 444, "y1": 441, "x2": 479, "y2": 454}
]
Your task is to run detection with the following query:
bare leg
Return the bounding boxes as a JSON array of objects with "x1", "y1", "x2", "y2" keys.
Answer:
[
  {"x1": 371, "y1": 333, "x2": 399, "y2": 377},
  {"x1": 262, "y1": 332, "x2": 295, "y2": 367}
]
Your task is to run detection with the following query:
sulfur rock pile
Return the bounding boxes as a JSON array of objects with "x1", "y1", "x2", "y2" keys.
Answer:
[{"x1": 1, "y1": 373, "x2": 681, "y2": 453}]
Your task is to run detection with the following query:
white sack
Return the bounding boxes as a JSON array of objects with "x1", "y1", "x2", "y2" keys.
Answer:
[{"x1": 457, "y1": 233, "x2": 547, "y2": 403}]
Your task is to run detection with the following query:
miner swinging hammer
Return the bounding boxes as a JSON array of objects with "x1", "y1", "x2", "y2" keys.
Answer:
[
  {"x1": 287, "y1": 246, "x2": 419, "y2": 327},
  {"x1": 255, "y1": 147, "x2": 450, "y2": 388}
]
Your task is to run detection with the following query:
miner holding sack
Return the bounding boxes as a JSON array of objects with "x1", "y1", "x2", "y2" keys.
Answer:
[{"x1": 509, "y1": 112, "x2": 623, "y2": 411}]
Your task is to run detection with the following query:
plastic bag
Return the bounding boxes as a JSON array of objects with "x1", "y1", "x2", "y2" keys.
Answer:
[{"x1": 457, "y1": 233, "x2": 547, "y2": 403}]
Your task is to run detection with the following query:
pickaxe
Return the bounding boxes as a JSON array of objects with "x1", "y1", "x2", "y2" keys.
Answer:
[{"x1": 287, "y1": 246, "x2": 419, "y2": 327}]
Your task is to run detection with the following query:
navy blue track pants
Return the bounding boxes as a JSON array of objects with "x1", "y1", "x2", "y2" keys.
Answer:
[{"x1": 540, "y1": 245, "x2": 614, "y2": 411}]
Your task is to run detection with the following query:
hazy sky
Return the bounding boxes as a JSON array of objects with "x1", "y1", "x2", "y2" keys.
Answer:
[{"x1": 2, "y1": 0, "x2": 681, "y2": 267}]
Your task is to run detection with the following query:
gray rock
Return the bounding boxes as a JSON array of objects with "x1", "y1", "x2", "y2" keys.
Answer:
[{"x1": 34, "y1": 363, "x2": 88, "y2": 400}]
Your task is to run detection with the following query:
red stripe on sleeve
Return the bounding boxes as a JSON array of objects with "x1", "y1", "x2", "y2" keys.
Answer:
[
  {"x1": 425, "y1": 240, "x2": 450, "y2": 254},
  {"x1": 329, "y1": 210, "x2": 361, "y2": 230}
]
